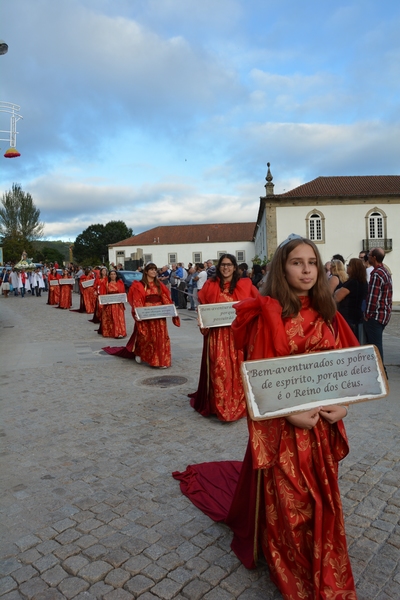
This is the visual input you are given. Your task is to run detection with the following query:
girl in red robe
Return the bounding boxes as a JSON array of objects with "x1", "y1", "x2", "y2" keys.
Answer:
[
  {"x1": 80, "y1": 268, "x2": 96, "y2": 314},
  {"x1": 189, "y1": 254, "x2": 259, "y2": 421},
  {"x1": 90, "y1": 267, "x2": 108, "y2": 324},
  {"x1": 103, "y1": 263, "x2": 180, "y2": 367},
  {"x1": 58, "y1": 268, "x2": 73, "y2": 309},
  {"x1": 174, "y1": 236, "x2": 358, "y2": 600},
  {"x1": 47, "y1": 268, "x2": 61, "y2": 305},
  {"x1": 100, "y1": 270, "x2": 127, "y2": 338}
]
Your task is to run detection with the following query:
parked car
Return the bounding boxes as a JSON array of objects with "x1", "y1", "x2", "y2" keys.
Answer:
[{"x1": 117, "y1": 270, "x2": 143, "y2": 293}]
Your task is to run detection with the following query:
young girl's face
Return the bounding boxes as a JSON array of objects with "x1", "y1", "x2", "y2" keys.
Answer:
[{"x1": 285, "y1": 243, "x2": 318, "y2": 296}]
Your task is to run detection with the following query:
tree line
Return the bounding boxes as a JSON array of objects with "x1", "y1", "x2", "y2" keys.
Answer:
[{"x1": 0, "y1": 183, "x2": 132, "y2": 265}]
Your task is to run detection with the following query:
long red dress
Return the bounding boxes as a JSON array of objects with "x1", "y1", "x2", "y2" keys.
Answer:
[
  {"x1": 103, "y1": 280, "x2": 180, "y2": 367},
  {"x1": 80, "y1": 275, "x2": 96, "y2": 314},
  {"x1": 174, "y1": 295, "x2": 359, "y2": 600},
  {"x1": 58, "y1": 278, "x2": 73, "y2": 309},
  {"x1": 100, "y1": 280, "x2": 127, "y2": 338},
  {"x1": 189, "y1": 278, "x2": 259, "y2": 421},
  {"x1": 48, "y1": 274, "x2": 61, "y2": 305}
]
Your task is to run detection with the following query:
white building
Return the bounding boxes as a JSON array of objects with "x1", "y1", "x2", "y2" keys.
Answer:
[
  {"x1": 108, "y1": 222, "x2": 256, "y2": 269},
  {"x1": 255, "y1": 166, "x2": 399, "y2": 300}
]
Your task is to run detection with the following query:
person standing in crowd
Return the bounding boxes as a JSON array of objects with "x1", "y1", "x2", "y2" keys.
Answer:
[
  {"x1": 100, "y1": 270, "x2": 126, "y2": 339},
  {"x1": 251, "y1": 264, "x2": 263, "y2": 287},
  {"x1": 58, "y1": 268, "x2": 74, "y2": 310},
  {"x1": 169, "y1": 264, "x2": 179, "y2": 307},
  {"x1": 103, "y1": 263, "x2": 180, "y2": 368},
  {"x1": 1, "y1": 269, "x2": 10, "y2": 297},
  {"x1": 10, "y1": 268, "x2": 20, "y2": 296},
  {"x1": 238, "y1": 262, "x2": 248, "y2": 278},
  {"x1": 334, "y1": 258, "x2": 368, "y2": 341},
  {"x1": 174, "y1": 235, "x2": 358, "y2": 599},
  {"x1": 364, "y1": 247, "x2": 392, "y2": 370},
  {"x1": 176, "y1": 262, "x2": 187, "y2": 309},
  {"x1": 192, "y1": 263, "x2": 206, "y2": 309},
  {"x1": 189, "y1": 254, "x2": 259, "y2": 422},
  {"x1": 359, "y1": 251, "x2": 374, "y2": 282},
  {"x1": 19, "y1": 268, "x2": 27, "y2": 298},
  {"x1": 31, "y1": 268, "x2": 45, "y2": 297},
  {"x1": 186, "y1": 266, "x2": 196, "y2": 310},
  {"x1": 158, "y1": 265, "x2": 171, "y2": 290},
  {"x1": 328, "y1": 259, "x2": 348, "y2": 294},
  {"x1": 205, "y1": 259, "x2": 216, "y2": 279}
]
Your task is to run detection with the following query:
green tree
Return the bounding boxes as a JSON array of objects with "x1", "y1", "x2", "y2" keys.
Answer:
[
  {"x1": 0, "y1": 183, "x2": 44, "y2": 242},
  {"x1": 35, "y1": 246, "x2": 65, "y2": 265},
  {"x1": 2, "y1": 236, "x2": 35, "y2": 264},
  {"x1": 73, "y1": 221, "x2": 132, "y2": 264}
]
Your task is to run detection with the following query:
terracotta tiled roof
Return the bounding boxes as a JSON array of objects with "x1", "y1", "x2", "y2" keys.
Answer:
[
  {"x1": 110, "y1": 222, "x2": 256, "y2": 247},
  {"x1": 278, "y1": 176, "x2": 400, "y2": 198}
]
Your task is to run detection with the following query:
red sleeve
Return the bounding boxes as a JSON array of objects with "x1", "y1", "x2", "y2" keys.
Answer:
[{"x1": 128, "y1": 281, "x2": 146, "y2": 308}]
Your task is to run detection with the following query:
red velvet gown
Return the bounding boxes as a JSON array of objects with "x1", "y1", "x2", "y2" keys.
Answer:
[
  {"x1": 48, "y1": 274, "x2": 61, "y2": 305},
  {"x1": 101, "y1": 280, "x2": 127, "y2": 338},
  {"x1": 90, "y1": 277, "x2": 107, "y2": 323},
  {"x1": 103, "y1": 280, "x2": 180, "y2": 367},
  {"x1": 58, "y1": 278, "x2": 73, "y2": 309},
  {"x1": 174, "y1": 295, "x2": 359, "y2": 600},
  {"x1": 189, "y1": 278, "x2": 259, "y2": 421},
  {"x1": 81, "y1": 275, "x2": 96, "y2": 314}
]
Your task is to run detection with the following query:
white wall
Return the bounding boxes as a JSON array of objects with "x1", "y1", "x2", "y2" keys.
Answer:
[
  {"x1": 109, "y1": 240, "x2": 256, "y2": 268},
  {"x1": 276, "y1": 203, "x2": 399, "y2": 300}
]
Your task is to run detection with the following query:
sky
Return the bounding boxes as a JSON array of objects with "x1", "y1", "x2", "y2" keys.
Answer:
[{"x1": 1, "y1": 0, "x2": 399, "y2": 242}]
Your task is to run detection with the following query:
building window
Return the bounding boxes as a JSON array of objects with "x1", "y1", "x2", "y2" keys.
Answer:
[
  {"x1": 217, "y1": 251, "x2": 227, "y2": 259},
  {"x1": 306, "y1": 210, "x2": 325, "y2": 243},
  {"x1": 143, "y1": 254, "x2": 152, "y2": 264},
  {"x1": 363, "y1": 207, "x2": 391, "y2": 252},
  {"x1": 368, "y1": 211, "x2": 384, "y2": 239},
  {"x1": 168, "y1": 253, "x2": 177, "y2": 264},
  {"x1": 116, "y1": 251, "x2": 125, "y2": 265},
  {"x1": 236, "y1": 250, "x2": 245, "y2": 263},
  {"x1": 193, "y1": 252, "x2": 202, "y2": 264}
]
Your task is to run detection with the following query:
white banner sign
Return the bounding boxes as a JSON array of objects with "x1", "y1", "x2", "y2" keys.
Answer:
[
  {"x1": 197, "y1": 302, "x2": 238, "y2": 328},
  {"x1": 59, "y1": 278, "x2": 75, "y2": 285},
  {"x1": 81, "y1": 278, "x2": 95, "y2": 288},
  {"x1": 99, "y1": 293, "x2": 127, "y2": 306},
  {"x1": 135, "y1": 304, "x2": 178, "y2": 321},
  {"x1": 241, "y1": 345, "x2": 389, "y2": 420},
  {"x1": 49, "y1": 279, "x2": 60, "y2": 287}
]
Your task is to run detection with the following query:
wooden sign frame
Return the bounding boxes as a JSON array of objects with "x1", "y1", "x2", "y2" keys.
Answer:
[
  {"x1": 241, "y1": 345, "x2": 389, "y2": 420},
  {"x1": 135, "y1": 304, "x2": 178, "y2": 321},
  {"x1": 99, "y1": 293, "x2": 127, "y2": 306},
  {"x1": 197, "y1": 302, "x2": 238, "y2": 328}
]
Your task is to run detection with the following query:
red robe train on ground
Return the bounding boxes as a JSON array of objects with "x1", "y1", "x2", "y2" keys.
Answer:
[
  {"x1": 189, "y1": 278, "x2": 259, "y2": 421},
  {"x1": 174, "y1": 295, "x2": 359, "y2": 600},
  {"x1": 100, "y1": 280, "x2": 127, "y2": 338},
  {"x1": 103, "y1": 280, "x2": 180, "y2": 367}
]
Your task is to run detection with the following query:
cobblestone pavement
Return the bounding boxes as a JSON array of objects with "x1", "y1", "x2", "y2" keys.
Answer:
[{"x1": 1, "y1": 294, "x2": 399, "y2": 600}]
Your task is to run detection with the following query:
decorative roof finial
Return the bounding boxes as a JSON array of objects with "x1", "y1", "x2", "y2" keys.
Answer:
[{"x1": 265, "y1": 162, "x2": 274, "y2": 196}]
